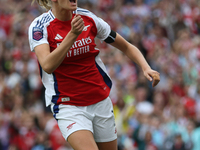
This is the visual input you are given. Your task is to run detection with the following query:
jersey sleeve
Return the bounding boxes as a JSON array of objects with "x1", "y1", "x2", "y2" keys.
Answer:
[
  {"x1": 94, "y1": 17, "x2": 111, "y2": 41},
  {"x1": 28, "y1": 18, "x2": 49, "y2": 52},
  {"x1": 77, "y1": 8, "x2": 111, "y2": 41}
]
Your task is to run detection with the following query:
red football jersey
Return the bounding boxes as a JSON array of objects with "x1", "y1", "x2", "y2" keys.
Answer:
[{"x1": 29, "y1": 8, "x2": 112, "y2": 107}]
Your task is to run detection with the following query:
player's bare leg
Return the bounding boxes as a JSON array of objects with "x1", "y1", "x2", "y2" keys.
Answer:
[
  {"x1": 97, "y1": 139, "x2": 118, "y2": 150},
  {"x1": 67, "y1": 130, "x2": 99, "y2": 150}
]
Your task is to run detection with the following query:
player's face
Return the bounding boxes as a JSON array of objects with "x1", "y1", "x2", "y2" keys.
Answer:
[{"x1": 57, "y1": 0, "x2": 78, "y2": 11}]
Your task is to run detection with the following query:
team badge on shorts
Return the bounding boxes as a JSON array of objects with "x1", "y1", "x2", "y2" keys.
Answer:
[
  {"x1": 33, "y1": 27, "x2": 43, "y2": 41},
  {"x1": 67, "y1": 122, "x2": 76, "y2": 131}
]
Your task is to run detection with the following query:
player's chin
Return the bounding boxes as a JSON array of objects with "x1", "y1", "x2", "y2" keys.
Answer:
[
  {"x1": 64, "y1": 5, "x2": 77, "y2": 11},
  {"x1": 71, "y1": 6, "x2": 77, "y2": 11},
  {"x1": 68, "y1": 3, "x2": 77, "y2": 10},
  {"x1": 67, "y1": 7, "x2": 77, "y2": 12}
]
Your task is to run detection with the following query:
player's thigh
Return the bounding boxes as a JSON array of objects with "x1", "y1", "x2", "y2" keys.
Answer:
[
  {"x1": 68, "y1": 130, "x2": 99, "y2": 150},
  {"x1": 96, "y1": 139, "x2": 118, "y2": 150},
  {"x1": 93, "y1": 97, "x2": 117, "y2": 142}
]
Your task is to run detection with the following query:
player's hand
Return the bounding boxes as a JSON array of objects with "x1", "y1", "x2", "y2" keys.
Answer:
[
  {"x1": 143, "y1": 68, "x2": 160, "y2": 87},
  {"x1": 71, "y1": 14, "x2": 85, "y2": 35}
]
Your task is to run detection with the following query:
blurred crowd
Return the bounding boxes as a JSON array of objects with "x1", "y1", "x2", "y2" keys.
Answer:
[{"x1": 0, "y1": 0, "x2": 200, "y2": 150}]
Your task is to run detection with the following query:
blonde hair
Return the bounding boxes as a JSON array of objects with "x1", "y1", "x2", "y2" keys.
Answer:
[{"x1": 32, "y1": 0, "x2": 52, "y2": 10}]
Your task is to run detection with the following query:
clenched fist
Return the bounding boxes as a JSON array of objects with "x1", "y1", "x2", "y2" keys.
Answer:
[{"x1": 71, "y1": 14, "x2": 85, "y2": 35}]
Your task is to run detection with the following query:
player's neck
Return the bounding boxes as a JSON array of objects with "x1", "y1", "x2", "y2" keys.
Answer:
[{"x1": 52, "y1": 8, "x2": 72, "y2": 21}]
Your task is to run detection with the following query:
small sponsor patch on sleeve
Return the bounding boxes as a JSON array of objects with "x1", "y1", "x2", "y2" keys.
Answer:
[{"x1": 33, "y1": 27, "x2": 43, "y2": 41}]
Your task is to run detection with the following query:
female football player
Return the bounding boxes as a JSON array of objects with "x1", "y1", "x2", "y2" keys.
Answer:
[{"x1": 29, "y1": 0, "x2": 160, "y2": 150}]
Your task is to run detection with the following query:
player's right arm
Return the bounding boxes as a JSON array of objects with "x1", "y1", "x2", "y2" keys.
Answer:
[{"x1": 30, "y1": 15, "x2": 84, "y2": 74}]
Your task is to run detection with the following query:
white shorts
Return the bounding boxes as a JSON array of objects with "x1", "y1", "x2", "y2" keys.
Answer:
[{"x1": 50, "y1": 97, "x2": 117, "y2": 142}]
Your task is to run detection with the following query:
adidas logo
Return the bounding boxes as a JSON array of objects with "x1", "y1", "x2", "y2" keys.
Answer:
[
  {"x1": 55, "y1": 34, "x2": 63, "y2": 40},
  {"x1": 83, "y1": 25, "x2": 90, "y2": 31}
]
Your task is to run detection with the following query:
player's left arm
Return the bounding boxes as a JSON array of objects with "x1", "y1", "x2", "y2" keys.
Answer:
[{"x1": 108, "y1": 32, "x2": 160, "y2": 87}]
